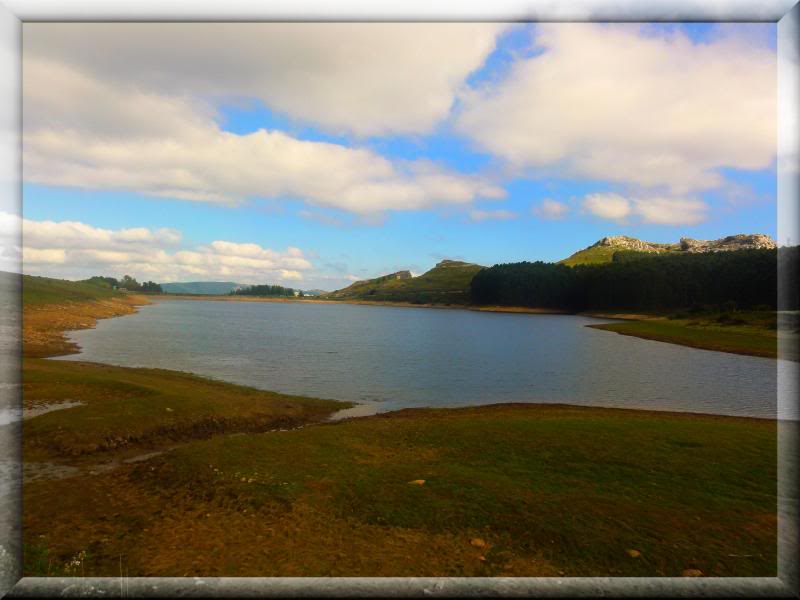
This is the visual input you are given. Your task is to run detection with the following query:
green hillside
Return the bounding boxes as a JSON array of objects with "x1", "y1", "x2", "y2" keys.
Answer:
[
  {"x1": 22, "y1": 274, "x2": 120, "y2": 306},
  {"x1": 326, "y1": 260, "x2": 484, "y2": 304},
  {"x1": 560, "y1": 236, "x2": 676, "y2": 266}
]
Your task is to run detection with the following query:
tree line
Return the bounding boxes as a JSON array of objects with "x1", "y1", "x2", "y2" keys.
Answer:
[
  {"x1": 470, "y1": 247, "x2": 797, "y2": 311},
  {"x1": 86, "y1": 275, "x2": 162, "y2": 293},
  {"x1": 230, "y1": 284, "x2": 300, "y2": 297}
]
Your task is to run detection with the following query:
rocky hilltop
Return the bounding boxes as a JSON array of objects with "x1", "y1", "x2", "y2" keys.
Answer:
[
  {"x1": 679, "y1": 234, "x2": 776, "y2": 253},
  {"x1": 593, "y1": 236, "x2": 675, "y2": 253},
  {"x1": 562, "y1": 233, "x2": 776, "y2": 266}
]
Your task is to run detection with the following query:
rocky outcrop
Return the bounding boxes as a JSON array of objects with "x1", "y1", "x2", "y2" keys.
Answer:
[
  {"x1": 679, "y1": 234, "x2": 776, "y2": 253},
  {"x1": 594, "y1": 233, "x2": 776, "y2": 254},
  {"x1": 593, "y1": 236, "x2": 675, "y2": 253}
]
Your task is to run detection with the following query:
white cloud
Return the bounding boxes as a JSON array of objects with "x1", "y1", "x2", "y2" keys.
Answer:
[
  {"x1": 457, "y1": 24, "x2": 776, "y2": 193},
  {"x1": 24, "y1": 23, "x2": 505, "y2": 137},
  {"x1": 20, "y1": 217, "x2": 312, "y2": 285},
  {"x1": 582, "y1": 193, "x2": 631, "y2": 221},
  {"x1": 23, "y1": 218, "x2": 181, "y2": 250},
  {"x1": 0, "y1": 210, "x2": 21, "y2": 273},
  {"x1": 0, "y1": 210, "x2": 19, "y2": 240},
  {"x1": 22, "y1": 58, "x2": 504, "y2": 215},
  {"x1": 632, "y1": 197, "x2": 708, "y2": 226},
  {"x1": 581, "y1": 193, "x2": 708, "y2": 226},
  {"x1": 469, "y1": 209, "x2": 517, "y2": 222},
  {"x1": 532, "y1": 198, "x2": 569, "y2": 220}
]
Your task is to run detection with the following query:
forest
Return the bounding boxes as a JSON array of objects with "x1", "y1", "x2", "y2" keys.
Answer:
[
  {"x1": 470, "y1": 247, "x2": 797, "y2": 311},
  {"x1": 85, "y1": 275, "x2": 163, "y2": 293},
  {"x1": 230, "y1": 284, "x2": 299, "y2": 297}
]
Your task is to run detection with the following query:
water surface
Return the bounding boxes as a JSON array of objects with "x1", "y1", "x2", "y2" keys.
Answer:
[{"x1": 57, "y1": 299, "x2": 777, "y2": 418}]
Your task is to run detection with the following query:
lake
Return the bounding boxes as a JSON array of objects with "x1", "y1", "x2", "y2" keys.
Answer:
[{"x1": 55, "y1": 299, "x2": 777, "y2": 419}]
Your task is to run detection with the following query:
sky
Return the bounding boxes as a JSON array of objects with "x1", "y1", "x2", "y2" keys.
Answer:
[{"x1": 4, "y1": 22, "x2": 779, "y2": 290}]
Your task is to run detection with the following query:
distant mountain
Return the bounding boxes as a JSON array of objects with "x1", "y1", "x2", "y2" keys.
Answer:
[
  {"x1": 160, "y1": 281, "x2": 244, "y2": 295},
  {"x1": 300, "y1": 289, "x2": 328, "y2": 297},
  {"x1": 325, "y1": 259, "x2": 484, "y2": 304},
  {"x1": 560, "y1": 234, "x2": 776, "y2": 266}
]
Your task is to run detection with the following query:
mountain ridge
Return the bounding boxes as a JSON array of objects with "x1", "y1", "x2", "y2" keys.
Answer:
[{"x1": 561, "y1": 233, "x2": 776, "y2": 266}]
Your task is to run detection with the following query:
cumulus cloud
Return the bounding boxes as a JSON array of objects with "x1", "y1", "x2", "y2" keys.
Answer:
[
  {"x1": 457, "y1": 24, "x2": 776, "y2": 194},
  {"x1": 20, "y1": 217, "x2": 312, "y2": 284},
  {"x1": 532, "y1": 198, "x2": 569, "y2": 220},
  {"x1": 0, "y1": 210, "x2": 21, "y2": 273},
  {"x1": 468, "y1": 209, "x2": 517, "y2": 222},
  {"x1": 24, "y1": 23, "x2": 505, "y2": 137},
  {"x1": 632, "y1": 197, "x2": 708, "y2": 226},
  {"x1": 22, "y1": 58, "x2": 504, "y2": 215},
  {"x1": 581, "y1": 193, "x2": 708, "y2": 226},
  {"x1": 582, "y1": 193, "x2": 632, "y2": 221}
]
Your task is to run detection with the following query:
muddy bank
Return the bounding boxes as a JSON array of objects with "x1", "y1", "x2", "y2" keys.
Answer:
[{"x1": 23, "y1": 295, "x2": 148, "y2": 358}]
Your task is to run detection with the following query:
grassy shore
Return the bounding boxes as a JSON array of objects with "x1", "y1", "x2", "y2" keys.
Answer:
[
  {"x1": 24, "y1": 403, "x2": 776, "y2": 577},
  {"x1": 22, "y1": 274, "x2": 146, "y2": 358},
  {"x1": 23, "y1": 359, "x2": 348, "y2": 461},
  {"x1": 21, "y1": 274, "x2": 778, "y2": 577},
  {"x1": 585, "y1": 310, "x2": 786, "y2": 360}
]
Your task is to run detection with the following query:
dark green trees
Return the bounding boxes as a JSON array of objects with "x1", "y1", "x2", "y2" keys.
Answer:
[
  {"x1": 470, "y1": 248, "x2": 788, "y2": 311},
  {"x1": 230, "y1": 284, "x2": 296, "y2": 297}
]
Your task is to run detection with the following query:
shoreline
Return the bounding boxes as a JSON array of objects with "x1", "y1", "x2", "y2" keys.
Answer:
[
  {"x1": 151, "y1": 294, "x2": 782, "y2": 359},
  {"x1": 21, "y1": 287, "x2": 779, "y2": 577},
  {"x1": 23, "y1": 394, "x2": 778, "y2": 578},
  {"x1": 152, "y1": 293, "x2": 573, "y2": 315},
  {"x1": 27, "y1": 294, "x2": 778, "y2": 422},
  {"x1": 22, "y1": 293, "x2": 150, "y2": 358}
]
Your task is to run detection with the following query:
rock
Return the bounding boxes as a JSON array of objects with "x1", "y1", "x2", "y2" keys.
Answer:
[
  {"x1": 679, "y1": 234, "x2": 776, "y2": 253},
  {"x1": 595, "y1": 236, "x2": 673, "y2": 253},
  {"x1": 682, "y1": 568, "x2": 704, "y2": 577},
  {"x1": 591, "y1": 233, "x2": 776, "y2": 255},
  {"x1": 626, "y1": 549, "x2": 641, "y2": 558},
  {"x1": 470, "y1": 538, "x2": 487, "y2": 548},
  {"x1": 408, "y1": 479, "x2": 425, "y2": 485}
]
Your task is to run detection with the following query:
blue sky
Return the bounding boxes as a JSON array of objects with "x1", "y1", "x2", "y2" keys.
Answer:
[{"x1": 17, "y1": 22, "x2": 777, "y2": 288}]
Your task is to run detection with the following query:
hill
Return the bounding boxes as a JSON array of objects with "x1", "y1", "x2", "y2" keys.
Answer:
[
  {"x1": 326, "y1": 259, "x2": 484, "y2": 304},
  {"x1": 22, "y1": 274, "x2": 120, "y2": 306},
  {"x1": 561, "y1": 234, "x2": 776, "y2": 266},
  {"x1": 160, "y1": 281, "x2": 244, "y2": 295}
]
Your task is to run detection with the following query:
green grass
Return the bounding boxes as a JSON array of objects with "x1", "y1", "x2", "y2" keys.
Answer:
[
  {"x1": 23, "y1": 358, "x2": 350, "y2": 458},
  {"x1": 22, "y1": 274, "x2": 118, "y2": 306},
  {"x1": 25, "y1": 404, "x2": 777, "y2": 576},
  {"x1": 560, "y1": 245, "x2": 622, "y2": 266},
  {"x1": 21, "y1": 271, "x2": 779, "y2": 577},
  {"x1": 560, "y1": 246, "x2": 677, "y2": 266},
  {"x1": 589, "y1": 312, "x2": 780, "y2": 359}
]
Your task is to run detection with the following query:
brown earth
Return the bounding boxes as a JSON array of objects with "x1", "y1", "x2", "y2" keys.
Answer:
[{"x1": 22, "y1": 294, "x2": 148, "y2": 358}]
